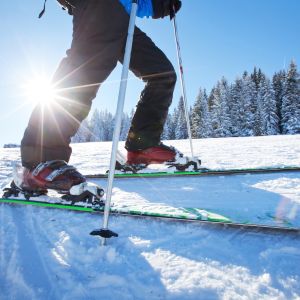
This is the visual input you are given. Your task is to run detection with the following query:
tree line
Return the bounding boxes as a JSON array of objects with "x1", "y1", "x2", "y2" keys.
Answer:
[{"x1": 72, "y1": 60, "x2": 300, "y2": 143}]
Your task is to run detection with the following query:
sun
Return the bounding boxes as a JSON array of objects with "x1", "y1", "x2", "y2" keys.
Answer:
[{"x1": 23, "y1": 76, "x2": 56, "y2": 106}]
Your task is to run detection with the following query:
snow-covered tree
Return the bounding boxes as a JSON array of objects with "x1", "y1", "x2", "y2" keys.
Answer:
[
  {"x1": 191, "y1": 95, "x2": 200, "y2": 138},
  {"x1": 74, "y1": 61, "x2": 300, "y2": 143},
  {"x1": 228, "y1": 79, "x2": 243, "y2": 136},
  {"x1": 240, "y1": 74, "x2": 257, "y2": 136},
  {"x1": 272, "y1": 70, "x2": 286, "y2": 133},
  {"x1": 251, "y1": 67, "x2": 265, "y2": 90},
  {"x1": 209, "y1": 79, "x2": 231, "y2": 137},
  {"x1": 191, "y1": 89, "x2": 211, "y2": 138},
  {"x1": 89, "y1": 109, "x2": 103, "y2": 141},
  {"x1": 120, "y1": 112, "x2": 131, "y2": 141},
  {"x1": 162, "y1": 113, "x2": 176, "y2": 140},
  {"x1": 101, "y1": 110, "x2": 114, "y2": 141},
  {"x1": 175, "y1": 97, "x2": 188, "y2": 139},
  {"x1": 71, "y1": 118, "x2": 91, "y2": 143},
  {"x1": 260, "y1": 78, "x2": 279, "y2": 135},
  {"x1": 282, "y1": 61, "x2": 300, "y2": 134}
]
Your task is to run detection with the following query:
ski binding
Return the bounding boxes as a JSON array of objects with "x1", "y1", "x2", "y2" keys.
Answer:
[
  {"x1": 2, "y1": 180, "x2": 105, "y2": 207},
  {"x1": 115, "y1": 150, "x2": 201, "y2": 173}
]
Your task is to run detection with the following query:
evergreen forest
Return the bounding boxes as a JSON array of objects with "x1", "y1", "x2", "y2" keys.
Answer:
[{"x1": 72, "y1": 61, "x2": 300, "y2": 143}]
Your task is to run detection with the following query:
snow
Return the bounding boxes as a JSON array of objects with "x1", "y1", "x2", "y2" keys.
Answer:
[{"x1": 1, "y1": 135, "x2": 300, "y2": 300}]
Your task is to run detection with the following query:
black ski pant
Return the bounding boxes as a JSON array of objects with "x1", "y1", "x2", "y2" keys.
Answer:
[{"x1": 21, "y1": 0, "x2": 176, "y2": 169}]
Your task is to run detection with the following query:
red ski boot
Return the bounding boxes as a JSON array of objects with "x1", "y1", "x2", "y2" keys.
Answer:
[
  {"x1": 18, "y1": 160, "x2": 85, "y2": 193},
  {"x1": 126, "y1": 143, "x2": 178, "y2": 165},
  {"x1": 11, "y1": 160, "x2": 104, "y2": 201},
  {"x1": 123, "y1": 143, "x2": 201, "y2": 172}
]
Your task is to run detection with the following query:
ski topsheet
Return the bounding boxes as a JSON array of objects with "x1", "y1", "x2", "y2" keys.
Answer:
[
  {"x1": 1, "y1": 196, "x2": 299, "y2": 234},
  {"x1": 107, "y1": 149, "x2": 300, "y2": 178},
  {"x1": 0, "y1": 196, "x2": 230, "y2": 222},
  {"x1": 86, "y1": 165, "x2": 300, "y2": 179}
]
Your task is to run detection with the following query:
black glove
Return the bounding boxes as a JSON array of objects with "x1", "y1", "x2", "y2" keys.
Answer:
[
  {"x1": 152, "y1": 0, "x2": 182, "y2": 19},
  {"x1": 169, "y1": 0, "x2": 182, "y2": 19}
]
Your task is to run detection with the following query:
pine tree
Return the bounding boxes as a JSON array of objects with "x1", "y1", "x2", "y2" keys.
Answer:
[
  {"x1": 252, "y1": 69, "x2": 267, "y2": 136},
  {"x1": 272, "y1": 70, "x2": 286, "y2": 134},
  {"x1": 240, "y1": 74, "x2": 257, "y2": 136},
  {"x1": 101, "y1": 110, "x2": 114, "y2": 141},
  {"x1": 207, "y1": 86, "x2": 216, "y2": 112},
  {"x1": 251, "y1": 67, "x2": 259, "y2": 89},
  {"x1": 169, "y1": 108, "x2": 179, "y2": 140},
  {"x1": 191, "y1": 89, "x2": 202, "y2": 138},
  {"x1": 120, "y1": 112, "x2": 131, "y2": 141},
  {"x1": 260, "y1": 78, "x2": 279, "y2": 135},
  {"x1": 228, "y1": 79, "x2": 243, "y2": 136},
  {"x1": 89, "y1": 109, "x2": 103, "y2": 141},
  {"x1": 71, "y1": 118, "x2": 91, "y2": 143},
  {"x1": 191, "y1": 89, "x2": 211, "y2": 138},
  {"x1": 282, "y1": 61, "x2": 300, "y2": 134},
  {"x1": 161, "y1": 113, "x2": 173, "y2": 140},
  {"x1": 209, "y1": 79, "x2": 231, "y2": 137},
  {"x1": 209, "y1": 84, "x2": 220, "y2": 137},
  {"x1": 218, "y1": 78, "x2": 232, "y2": 137},
  {"x1": 175, "y1": 97, "x2": 188, "y2": 139},
  {"x1": 252, "y1": 68, "x2": 265, "y2": 90}
]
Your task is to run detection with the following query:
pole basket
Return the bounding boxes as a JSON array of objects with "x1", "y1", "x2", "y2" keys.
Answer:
[{"x1": 90, "y1": 228, "x2": 119, "y2": 238}]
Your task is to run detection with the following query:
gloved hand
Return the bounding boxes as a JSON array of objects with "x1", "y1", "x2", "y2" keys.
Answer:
[
  {"x1": 152, "y1": 0, "x2": 182, "y2": 19},
  {"x1": 169, "y1": 0, "x2": 182, "y2": 19}
]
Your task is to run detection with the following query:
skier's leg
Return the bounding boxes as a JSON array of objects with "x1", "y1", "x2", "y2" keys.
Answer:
[
  {"x1": 123, "y1": 27, "x2": 177, "y2": 151},
  {"x1": 21, "y1": 0, "x2": 130, "y2": 169}
]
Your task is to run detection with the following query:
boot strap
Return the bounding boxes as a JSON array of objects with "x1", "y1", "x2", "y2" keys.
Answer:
[
  {"x1": 46, "y1": 165, "x2": 77, "y2": 182},
  {"x1": 32, "y1": 160, "x2": 76, "y2": 181}
]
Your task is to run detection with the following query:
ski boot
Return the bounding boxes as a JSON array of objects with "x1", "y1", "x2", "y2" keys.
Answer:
[
  {"x1": 117, "y1": 143, "x2": 201, "y2": 172},
  {"x1": 3, "y1": 161, "x2": 104, "y2": 206}
]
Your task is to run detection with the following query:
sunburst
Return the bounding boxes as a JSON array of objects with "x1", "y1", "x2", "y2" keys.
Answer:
[{"x1": 23, "y1": 76, "x2": 56, "y2": 106}]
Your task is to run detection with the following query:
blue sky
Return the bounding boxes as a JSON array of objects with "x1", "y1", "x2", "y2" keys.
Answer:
[{"x1": 0, "y1": 0, "x2": 300, "y2": 146}]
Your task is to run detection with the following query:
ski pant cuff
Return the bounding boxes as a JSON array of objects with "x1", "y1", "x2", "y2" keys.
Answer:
[{"x1": 21, "y1": 145, "x2": 72, "y2": 169}]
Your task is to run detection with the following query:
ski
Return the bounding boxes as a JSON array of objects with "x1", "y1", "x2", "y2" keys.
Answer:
[
  {"x1": 1, "y1": 197, "x2": 299, "y2": 235},
  {"x1": 86, "y1": 166, "x2": 300, "y2": 179}
]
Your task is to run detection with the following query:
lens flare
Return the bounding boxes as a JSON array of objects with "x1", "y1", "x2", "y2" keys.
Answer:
[{"x1": 23, "y1": 76, "x2": 56, "y2": 106}]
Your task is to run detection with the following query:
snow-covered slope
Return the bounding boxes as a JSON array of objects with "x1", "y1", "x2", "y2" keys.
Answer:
[{"x1": 1, "y1": 135, "x2": 300, "y2": 300}]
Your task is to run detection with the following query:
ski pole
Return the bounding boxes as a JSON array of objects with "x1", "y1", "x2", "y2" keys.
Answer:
[
  {"x1": 90, "y1": 0, "x2": 138, "y2": 246},
  {"x1": 172, "y1": 12, "x2": 195, "y2": 159}
]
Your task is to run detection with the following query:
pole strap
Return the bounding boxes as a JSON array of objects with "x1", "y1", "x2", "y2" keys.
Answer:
[{"x1": 38, "y1": 0, "x2": 47, "y2": 18}]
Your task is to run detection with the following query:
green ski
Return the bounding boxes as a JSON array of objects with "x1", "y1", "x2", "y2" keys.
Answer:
[
  {"x1": 87, "y1": 166, "x2": 300, "y2": 179},
  {"x1": 1, "y1": 197, "x2": 299, "y2": 234}
]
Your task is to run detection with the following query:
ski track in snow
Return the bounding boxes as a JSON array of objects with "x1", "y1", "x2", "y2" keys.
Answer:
[
  {"x1": 0, "y1": 205, "x2": 59, "y2": 299},
  {"x1": 1, "y1": 135, "x2": 300, "y2": 299}
]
